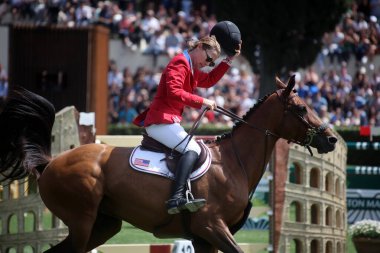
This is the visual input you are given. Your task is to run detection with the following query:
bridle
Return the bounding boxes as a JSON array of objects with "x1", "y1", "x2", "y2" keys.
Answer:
[
  {"x1": 274, "y1": 90, "x2": 329, "y2": 155},
  {"x1": 212, "y1": 89, "x2": 329, "y2": 196},
  {"x1": 214, "y1": 90, "x2": 329, "y2": 156}
]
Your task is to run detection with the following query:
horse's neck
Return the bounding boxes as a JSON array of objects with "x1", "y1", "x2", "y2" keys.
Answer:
[{"x1": 227, "y1": 99, "x2": 282, "y2": 191}]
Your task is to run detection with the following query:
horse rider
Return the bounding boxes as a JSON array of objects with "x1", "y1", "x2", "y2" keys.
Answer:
[{"x1": 133, "y1": 35, "x2": 241, "y2": 214}]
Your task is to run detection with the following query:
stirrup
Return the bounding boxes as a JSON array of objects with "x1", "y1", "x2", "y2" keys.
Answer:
[
  {"x1": 166, "y1": 181, "x2": 206, "y2": 214},
  {"x1": 166, "y1": 180, "x2": 207, "y2": 214},
  {"x1": 183, "y1": 180, "x2": 206, "y2": 212},
  {"x1": 166, "y1": 197, "x2": 206, "y2": 214},
  {"x1": 166, "y1": 197, "x2": 190, "y2": 214},
  {"x1": 183, "y1": 198, "x2": 206, "y2": 212}
]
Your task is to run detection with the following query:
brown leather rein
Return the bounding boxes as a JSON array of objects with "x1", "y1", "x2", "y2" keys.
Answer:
[
  {"x1": 213, "y1": 90, "x2": 329, "y2": 198},
  {"x1": 177, "y1": 90, "x2": 328, "y2": 198},
  {"x1": 215, "y1": 90, "x2": 329, "y2": 156}
]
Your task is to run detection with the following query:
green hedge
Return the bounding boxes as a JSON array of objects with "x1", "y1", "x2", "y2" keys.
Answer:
[
  {"x1": 108, "y1": 124, "x2": 379, "y2": 166},
  {"x1": 335, "y1": 126, "x2": 380, "y2": 142},
  {"x1": 108, "y1": 124, "x2": 378, "y2": 142},
  {"x1": 108, "y1": 123, "x2": 231, "y2": 136}
]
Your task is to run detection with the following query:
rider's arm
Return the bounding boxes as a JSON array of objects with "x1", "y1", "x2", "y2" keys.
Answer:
[
  {"x1": 195, "y1": 61, "x2": 231, "y2": 88},
  {"x1": 166, "y1": 57, "x2": 204, "y2": 109}
]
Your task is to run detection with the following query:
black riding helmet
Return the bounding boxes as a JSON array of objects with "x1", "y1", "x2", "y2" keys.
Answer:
[{"x1": 210, "y1": 21, "x2": 241, "y2": 57}]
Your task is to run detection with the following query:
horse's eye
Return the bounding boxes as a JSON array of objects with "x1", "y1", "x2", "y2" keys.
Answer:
[
  {"x1": 294, "y1": 105, "x2": 307, "y2": 116},
  {"x1": 292, "y1": 105, "x2": 307, "y2": 117}
]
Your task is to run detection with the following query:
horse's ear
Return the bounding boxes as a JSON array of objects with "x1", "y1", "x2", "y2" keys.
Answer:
[
  {"x1": 283, "y1": 75, "x2": 296, "y2": 98},
  {"x1": 275, "y1": 76, "x2": 286, "y2": 89}
]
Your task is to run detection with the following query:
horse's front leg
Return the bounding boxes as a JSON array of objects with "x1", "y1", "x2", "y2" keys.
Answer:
[
  {"x1": 193, "y1": 219, "x2": 244, "y2": 253},
  {"x1": 192, "y1": 238, "x2": 218, "y2": 253},
  {"x1": 85, "y1": 213, "x2": 122, "y2": 251}
]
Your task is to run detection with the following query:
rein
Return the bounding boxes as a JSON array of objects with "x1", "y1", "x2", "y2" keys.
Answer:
[
  {"x1": 214, "y1": 106, "x2": 275, "y2": 195},
  {"x1": 170, "y1": 108, "x2": 209, "y2": 157},
  {"x1": 214, "y1": 90, "x2": 329, "y2": 156},
  {"x1": 172, "y1": 89, "x2": 328, "y2": 198},
  {"x1": 213, "y1": 91, "x2": 329, "y2": 199},
  {"x1": 215, "y1": 106, "x2": 279, "y2": 138}
]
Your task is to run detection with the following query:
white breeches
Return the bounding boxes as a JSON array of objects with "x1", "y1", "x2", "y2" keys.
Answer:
[{"x1": 145, "y1": 123, "x2": 201, "y2": 155}]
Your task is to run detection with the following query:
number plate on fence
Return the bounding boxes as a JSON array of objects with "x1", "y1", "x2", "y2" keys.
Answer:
[{"x1": 172, "y1": 240, "x2": 194, "y2": 253}]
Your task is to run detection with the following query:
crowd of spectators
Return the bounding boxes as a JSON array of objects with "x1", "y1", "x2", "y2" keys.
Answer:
[
  {"x1": 106, "y1": 0, "x2": 380, "y2": 128},
  {"x1": 2, "y1": 0, "x2": 380, "y2": 129}
]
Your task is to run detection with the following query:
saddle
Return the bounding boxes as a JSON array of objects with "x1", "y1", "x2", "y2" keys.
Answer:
[{"x1": 140, "y1": 134, "x2": 208, "y2": 173}]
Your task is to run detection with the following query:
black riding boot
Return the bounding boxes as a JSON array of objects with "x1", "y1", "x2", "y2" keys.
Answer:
[{"x1": 166, "y1": 150, "x2": 206, "y2": 214}]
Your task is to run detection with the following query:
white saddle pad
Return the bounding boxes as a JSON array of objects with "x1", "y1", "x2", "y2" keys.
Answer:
[{"x1": 129, "y1": 140, "x2": 212, "y2": 181}]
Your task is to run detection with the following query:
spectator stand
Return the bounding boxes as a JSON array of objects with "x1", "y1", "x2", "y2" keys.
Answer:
[{"x1": 2, "y1": 1, "x2": 380, "y2": 132}]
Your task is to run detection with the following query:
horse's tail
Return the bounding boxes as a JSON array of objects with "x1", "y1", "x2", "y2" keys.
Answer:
[{"x1": 0, "y1": 87, "x2": 55, "y2": 182}]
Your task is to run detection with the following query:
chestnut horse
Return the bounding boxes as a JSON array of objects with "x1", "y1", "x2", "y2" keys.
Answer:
[{"x1": 0, "y1": 76, "x2": 337, "y2": 253}]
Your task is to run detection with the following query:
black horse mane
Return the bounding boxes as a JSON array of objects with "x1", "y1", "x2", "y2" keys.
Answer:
[{"x1": 211, "y1": 93, "x2": 271, "y2": 144}]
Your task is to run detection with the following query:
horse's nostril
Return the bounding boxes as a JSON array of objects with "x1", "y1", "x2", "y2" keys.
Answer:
[{"x1": 328, "y1": 136, "x2": 338, "y2": 144}]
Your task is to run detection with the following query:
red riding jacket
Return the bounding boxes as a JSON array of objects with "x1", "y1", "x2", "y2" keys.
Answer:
[{"x1": 133, "y1": 52, "x2": 230, "y2": 127}]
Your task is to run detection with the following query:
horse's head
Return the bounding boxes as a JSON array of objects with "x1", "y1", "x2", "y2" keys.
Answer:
[{"x1": 274, "y1": 75, "x2": 337, "y2": 154}]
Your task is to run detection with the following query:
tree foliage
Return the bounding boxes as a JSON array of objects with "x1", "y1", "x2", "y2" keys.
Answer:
[{"x1": 212, "y1": 0, "x2": 348, "y2": 95}]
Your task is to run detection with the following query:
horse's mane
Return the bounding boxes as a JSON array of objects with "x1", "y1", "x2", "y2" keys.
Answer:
[{"x1": 211, "y1": 93, "x2": 272, "y2": 144}]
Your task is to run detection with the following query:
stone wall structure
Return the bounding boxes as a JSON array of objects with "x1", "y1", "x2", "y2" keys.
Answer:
[
  {"x1": 0, "y1": 106, "x2": 84, "y2": 253},
  {"x1": 0, "y1": 179, "x2": 67, "y2": 253},
  {"x1": 274, "y1": 135, "x2": 347, "y2": 253}
]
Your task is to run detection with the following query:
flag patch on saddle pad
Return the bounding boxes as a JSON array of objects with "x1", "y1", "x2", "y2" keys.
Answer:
[
  {"x1": 129, "y1": 140, "x2": 212, "y2": 180},
  {"x1": 134, "y1": 158, "x2": 150, "y2": 167}
]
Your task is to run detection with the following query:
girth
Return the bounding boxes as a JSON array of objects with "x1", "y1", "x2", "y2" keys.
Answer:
[{"x1": 141, "y1": 134, "x2": 207, "y2": 173}]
